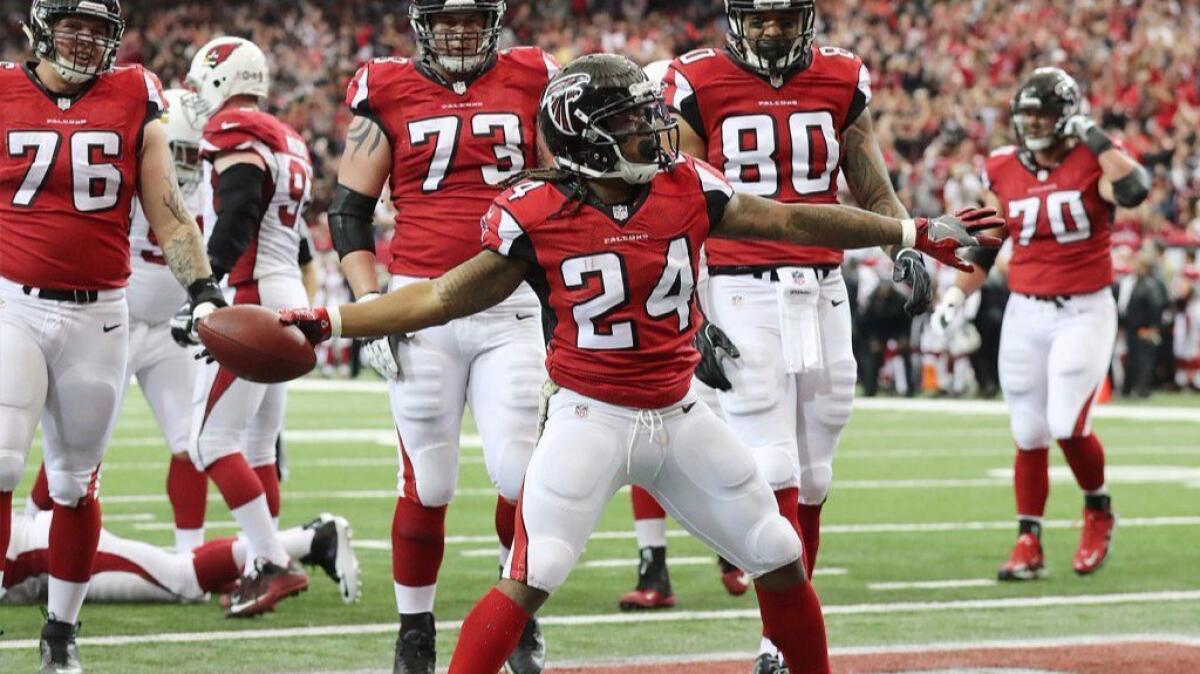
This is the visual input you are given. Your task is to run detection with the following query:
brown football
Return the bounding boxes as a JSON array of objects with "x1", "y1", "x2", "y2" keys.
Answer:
[{"x1": 198, "y1": 305, "x2": 316, "y2": 383}]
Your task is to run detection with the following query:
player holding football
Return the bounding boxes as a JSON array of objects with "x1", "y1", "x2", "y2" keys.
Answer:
[
  {"x1": 279, "y1": 54, "x2": 1001, "y2": 674},
  {"x1": 0, "y1": 1, "x2": 223, "y2": 671},
  {"x1": 174, "y1": 35, "x2": 315, "y2": 618},
  {"x1": 933, "y1": 67, "x2": 1149, "y2": 581},
  {"x1": 328, "y1": 2, "x2": 557, "y2": 671}
]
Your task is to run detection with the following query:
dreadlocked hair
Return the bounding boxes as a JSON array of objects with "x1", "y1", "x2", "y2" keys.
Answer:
[{"x1": 501, "y1": 167, "x2": 591, "y2": 220}]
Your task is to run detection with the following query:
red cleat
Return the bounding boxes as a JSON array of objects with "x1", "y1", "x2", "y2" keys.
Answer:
[
  {"x1": 618, "y1": 546, "x2": 675, "y2": 611},
  {"x1": 618, "y1": 587, "x2": 676, "y2": 610},
  {"x1": 225, "y1": 560, "x2": 308, "y2": 618},
  {"x1": 1074, "y1": 507, "x2": 1117, "y2": 575},
  {"x1": 718, "y1": 557, "x2": 750, "y2": 596},
  {"x1": 997, "y1": 533, "x2": 1047, "y2": 581}
]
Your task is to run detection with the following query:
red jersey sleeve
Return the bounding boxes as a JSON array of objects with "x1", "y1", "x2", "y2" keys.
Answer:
[
  {"x1": 481, "y1": 180, "x2": 553, "y2": 265},
  {"x1": 691, "y1": 157, "x2": 735, "y2": 231},
  {"x1": 662, "y1": 51, "x2": 711, "y2": 136},
  {"x1": 344, "y1": 57, "x2": 410, "y2": 138}
]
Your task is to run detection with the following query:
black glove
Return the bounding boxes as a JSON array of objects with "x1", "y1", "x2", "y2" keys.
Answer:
[
  {"x1": 892, "y1": 248, "x2": 933, "y2": 316},
  {"x1": 694, "y1": 320, "x2": 740, "y2": 391},
  {"x1": 170, "y1": 277, "x2": 228, "y2": 348}
]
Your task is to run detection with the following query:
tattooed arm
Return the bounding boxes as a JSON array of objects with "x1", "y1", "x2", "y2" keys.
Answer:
[
  {"x1": 139, "y1": 119, "x2": 213, "y2": 286},
  {"x1": 842, "y1": 109, "x2": 909, "y2": 221},
  {"x1": 336, "y1": 251, "x2": 528, "y2": 338},
  {"x1": 714, "y1": 192, "x2": 907, "y2": 249},
  {"x1": 335, "y1": 115, "x2": 392, "y2": 297}
]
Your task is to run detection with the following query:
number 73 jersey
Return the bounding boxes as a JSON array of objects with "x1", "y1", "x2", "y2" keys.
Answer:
[
  {"x1": 0, "y1": 62, "x2": 165, "y2": 290},
  {"x1": 983, "y1": 144, "x2": 1115, "y2": 296},
  {"x1": 345, "y1": 48, "x2": 558, "y2": 277}
]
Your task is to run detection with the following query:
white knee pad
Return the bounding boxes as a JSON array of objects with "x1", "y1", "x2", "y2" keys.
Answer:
[
  {"x1": 752, "y1": 440, "x2": 800, "y2": 490},
  {"x1": 523, "y1": 536, "x2": 577, "y2": 593},
  {"x1": 0, "y1": 450, "x2": 25, "y2": 492},
  {"x1": 489, "y1": 438, "x2": 535, "y2": 503},
  {"x1": 810, "y1": 360, "x2": 856, "y2": 430},
  {"x1": 742, "y1": 513, "x2": 802, "y2": 576},
  {"x1": 46, "y1": 468, "x2": 95, "y2": 507},
  {"x1": 394, "y1": 351, "x2": 449, "y2": 421},
  {"x1": 399, "y1": 441, "x2": 459, "y2": 507},
  {"x1": 1009, "y1": 412, "x2": 1052, "y2": 450},
  {"x1": 797, "y1": 462, "x2": 833, "y2": 506}
]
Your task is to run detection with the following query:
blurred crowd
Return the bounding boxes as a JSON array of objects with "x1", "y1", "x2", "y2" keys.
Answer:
[{"x1": 2, "y1": 0, "x2": 1197, "y2": 394}]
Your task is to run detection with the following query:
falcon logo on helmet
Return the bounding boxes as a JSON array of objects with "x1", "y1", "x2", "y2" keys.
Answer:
[
  {"x1": 409, "y1": 0, "x2": 507, "y2": 77},
  {"x1": 23, "y1": 0, "x2": 125, "y2": 85},
  {"x1": 541, "y1": 73, "x2": 591, "y2": 137},
  {"x1": 203, "y1": 42, "x2": 242, "y2": 68}
]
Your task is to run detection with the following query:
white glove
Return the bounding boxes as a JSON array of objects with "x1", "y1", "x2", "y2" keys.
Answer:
[
  {"x1": 930, "y1": 286, "x2": 966, "y2": 338},
  {"x1": 356, "y1": 293, "x2": 400, "y2": 380},
  {"x1": 1063, "y1": 114, "x2": 1097, "y2": 140}
]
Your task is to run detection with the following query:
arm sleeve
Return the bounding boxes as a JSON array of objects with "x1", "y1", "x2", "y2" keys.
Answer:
[{"x1": 206, "y1": 163, "x2": 267, "y2": 279}]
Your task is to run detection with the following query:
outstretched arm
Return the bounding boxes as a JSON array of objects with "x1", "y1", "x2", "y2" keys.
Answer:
[{"x1": 285, "y1": 251, "x2": 528, "y2": 341}]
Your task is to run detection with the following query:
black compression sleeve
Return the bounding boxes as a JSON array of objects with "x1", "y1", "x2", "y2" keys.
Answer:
[
  {"x1": 963, "y1": 246, "x2": 999, "y2": 273},
  {"x1": 1112, "y1": 165, "x2": 1151, "y2": 208},
  {"x1": 207, "y1": 163, "x2": 267, "y2": 280},
  {"x1": 329, "y1": 183, "x2": 379, "y2": 260}
]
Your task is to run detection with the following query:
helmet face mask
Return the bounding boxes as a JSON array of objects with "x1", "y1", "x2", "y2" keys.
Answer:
[
  {"x1": 540, "y1": 56, "x2": 679, "y2": 186},
  {"x1": 25, "y1": 0, "x2": 124, "y2": 85},
  {"x1": 161, "y1": 89, "x2": 203, "y2": 189},
  {"x1": 725, "y1": 0, "x2": 814, "y2": 82},
  {"x1": 410, "y1": 0, "x2": 506, "y2": 76},
  {"x1": 1012, "y1": 67, "x2": 1082, "y2": 154}
]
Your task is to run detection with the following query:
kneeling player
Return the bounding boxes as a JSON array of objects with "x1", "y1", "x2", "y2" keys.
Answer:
[{"x1": 279, "y1": 56, "x2": 999, "y2": 673}]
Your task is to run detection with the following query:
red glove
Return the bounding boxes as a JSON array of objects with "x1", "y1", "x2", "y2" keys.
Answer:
[
  {"x1": 279, "y1": 307, "x2": 339, "y2": 345},
  {"x1": 911, "y1": 207, "x2": 1006, "y2": 272}
]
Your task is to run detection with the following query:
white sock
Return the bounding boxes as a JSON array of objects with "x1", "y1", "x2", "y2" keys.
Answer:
[
  {"x1": 231, "y1": 538, "x2": 249, "y2": 569},
  {"x1": 759, "y1": 635, "x2": 780, "y2": 657},
  {"x1": 175, "y1": 528, "x2": 205, "y2": 553},
  {"x1": 634, "y1": 518, "x2": 667, "y2": 549},
  {"x1": 1086, "y1": 485, "x2": 1109, "y2": 497},
  {"x1": 394, "y1": 582, "x2": 437, "y2": 615},
  {"x1": 279, "y1": 526, "x2": 316, "y2": 560},
  {"x1": 498, "y1": 544, "x2": 511, "y2": 568},
  {"x1": 47, "y1": 577, "x2": 90, "y2": 624},
  {"x1": 272, "y1": 516, "x2": 280, "y2": 531},
  {"x1": 229, "y1": 494, "x2": 288, "y2": 570}
]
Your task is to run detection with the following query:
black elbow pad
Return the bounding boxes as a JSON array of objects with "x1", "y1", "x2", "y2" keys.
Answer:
[
  {"x1": 329, "y1": 184, "x2": 379, "y2": 260},
  {"x1": 208, "y1": 163, "x2": 267, "y2": 279},
  {"x1": 963, "y1": 246, "x2": 999, "y2": 273},
  {"x1": 1112, "y1": 166, "x2": 1150, "y2": 208}
]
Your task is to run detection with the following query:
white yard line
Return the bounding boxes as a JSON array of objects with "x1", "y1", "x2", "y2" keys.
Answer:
[
  {"x1": 2, "y1": 593, "x2": 1197, "y2": 651},
  {"x1": 867, "y1": 578, "x2": 998, "y2": 591}
]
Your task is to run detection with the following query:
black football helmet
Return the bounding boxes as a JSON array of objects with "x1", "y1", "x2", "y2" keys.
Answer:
[
  {"x1": 24, "y1": 0, "x2": 124, "y2": 84},
  {"x1": 726, "y1": 0, "x2": 815, "y2": 82},
  {"x1": 539, "y1": 54, "x2": 679, "y2": 185},
  {"x1": 1011, "y1": 67, "x2": 1082, "y2": 152},
  {"x1": 409, "y1": 0, "x2": 506, "y2": 76}
]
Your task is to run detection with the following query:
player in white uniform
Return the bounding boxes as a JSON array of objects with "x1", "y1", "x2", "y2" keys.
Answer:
[{"x1": 125, "y1": 88, "x2": 210, "y2": 554}]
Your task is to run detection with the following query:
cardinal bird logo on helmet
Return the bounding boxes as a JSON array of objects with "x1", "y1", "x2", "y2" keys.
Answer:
[
  {"x1": 541, "y1": 73, "x2": 591, "y2": 137},
  {"x1": 204, "y1": 42, "x2": 241, "y2": 68}
]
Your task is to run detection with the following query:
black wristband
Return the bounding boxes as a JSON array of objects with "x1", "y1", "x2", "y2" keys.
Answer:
[
  {"x1": 1081, "y1": 125, "x2": 1115, "y2": 156},
  {"x1": 187, "y1": 277, "x2": 224, "y2": 306}
]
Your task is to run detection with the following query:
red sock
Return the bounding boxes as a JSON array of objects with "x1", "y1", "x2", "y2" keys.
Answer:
[
  {"x1": 495, "y1": 496, "x2": 516, "y2": 550},
  {"x1": 49, "y1": 498, "x2": 102, "y2": 583},
  {"x1": 1057, "y1": 434, "x2": 1106, "y2": 493},
  {"x1": 0, "y1": 491, "x2": 10, "y2": 578},
  {"x1": 755, "y1": 580, "x2": 830, "y2": 674},
  {"x1": 392, "y1": 497, "x2": 447, "y2": 587},
  {"x1": 192, "y1": 538, "x2": 239, "y2": 592},
  {"x1": 447, "y1": 587, "x2": 531, "y2": 674},
  {"x1": 797, "y1": 502, "x2": 823, "y2": 578},
  {"x1": 31, "y1": 465, "x2": 52, "y2": 511},
  {"x1": 1014, "y1": 447, "x2": 1050, "y2": 518},
  {"x1": 631, "y1": 485, "x2": 666, "y2": 520},
  {"x1": 167, "y1": 456, "x2": 208, "y2": 529},
  {"x1": 252, "y1": 465, "x2": 280, "y2": 519},
  {"x1": 205, "y1": 454, "x2": 263, "y2": 510}
]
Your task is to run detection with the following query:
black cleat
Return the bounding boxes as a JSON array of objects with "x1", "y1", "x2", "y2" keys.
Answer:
[
  {"x1": 300, "y1": 513, "x2": 361, "y2": 603},
  {"x1": 618, "y1": 546, "x2": 676, "y2": 610},
  {"x1": 505, "y1": 616, "x2": 546, "y2": 673},
  {"x1": 394, "y1": 612, "x2": 436, "y2": 674},
  {"x1": 752, "y1": 652, "x2": 788, "y2": 674},
  {"x1": 39, "y1": 618, "x2": 83, "y2": 674}
]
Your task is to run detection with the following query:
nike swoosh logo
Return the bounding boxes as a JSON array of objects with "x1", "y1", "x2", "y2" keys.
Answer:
[
  {"x1": 831, "y1": 299, "x2": 846, "y2": 307},
  {"x1": 103, "y1": 323, "x2": 121, "y2": 333},
  {"x1": 682, "y1": 402, "x2": 696, "y2": 413},
  {"x1": 515, "y1": 313, "x2": 535, "y2": 321},
  {"x1": 220, "y1": 122, "x2": 240, "y2": 130}
]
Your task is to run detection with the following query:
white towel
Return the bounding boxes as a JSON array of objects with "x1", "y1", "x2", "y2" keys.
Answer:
[{"x1": 776, "y1": 267, "x2": 824, "y2": 374}]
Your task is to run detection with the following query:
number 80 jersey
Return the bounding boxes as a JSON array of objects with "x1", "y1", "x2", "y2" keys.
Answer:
[
  {"x1": 345, "y1": 48, "x2": 558, "y2": 278},
  {"x1": 663, "y1": 46, "x2": 871, "y2": 269},
  {"x1": 0, "y1": 62, "x2": 165, "y2": 290}
]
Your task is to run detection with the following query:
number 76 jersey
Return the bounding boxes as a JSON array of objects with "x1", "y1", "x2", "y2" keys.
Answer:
[{"x1": 983, "y1": 144, "x2": 1115, "y2": 296}]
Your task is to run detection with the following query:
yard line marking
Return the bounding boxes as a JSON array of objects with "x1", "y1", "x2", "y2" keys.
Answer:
[
  {"x1": 867, "y1": 578, "x2": 997, "y2": 591},
  {"x1": 2, "y1": 593, "x2": 1198, "y2": 650}
]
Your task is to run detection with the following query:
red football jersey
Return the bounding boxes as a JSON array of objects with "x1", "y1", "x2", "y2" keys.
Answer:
[
  {"x1": 200, "y1": 107, "x2": 312, "y2": 287},
  {"x1": 482, "y1": 157, "x2": 734, "y2": 409},
  {"x1": 983, "y1": 144, "x2": 1115, "y2": 296},
  {"x1": 0, "y1": 61, "x2": 165, "y2": 290},
  {"x1": 345, "y1": 48, "x2": 558, "y2": 277},
  {"x1": 663, "y1": 46, "x2": 871, "y2": 269}
]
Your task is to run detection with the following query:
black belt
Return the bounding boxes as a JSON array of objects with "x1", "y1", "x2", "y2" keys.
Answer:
[
  {"x1": 1026, "y1": 293, "x2": 1072, "y2": 308},
  {"x1": 22, "y1": 285, "x2": 100, "y2": 304},
  {"x1": 710, "y1": 264, "x2": 838, "y2": 282}
]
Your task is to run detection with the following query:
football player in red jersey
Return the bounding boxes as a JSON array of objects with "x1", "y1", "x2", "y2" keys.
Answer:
[
  {"x1": 0, "y1": 1, "x2": 222, "y2": 671},
  {"x1": 278, "y1": 55, "x2": 1000, "y2": 674},
  {"x1": 933, "y1": 67, "x2": 1149, "y2": 582},
  {"x1": 327, "y1": 1, "x2": 558, "y2": 671},
  {"x1": 173, "y1": 36, "x2": 316, "y2": 619}
]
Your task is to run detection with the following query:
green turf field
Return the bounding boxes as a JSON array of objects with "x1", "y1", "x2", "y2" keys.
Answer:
[{"x1": 2, "y1": 381, "x2": 1198, "y2": 672}]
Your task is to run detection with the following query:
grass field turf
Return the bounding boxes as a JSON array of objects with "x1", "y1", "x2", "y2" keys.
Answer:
[{"x1": 1, "y1": 381, "x2": 1198, "y2": 672}]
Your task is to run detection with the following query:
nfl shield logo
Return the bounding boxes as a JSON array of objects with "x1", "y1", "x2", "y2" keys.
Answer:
[
  {"x1": 453, "y1": 81, "x2": 467, "y2": 95},
  {"x1": 613, "y1": 205, "x2": 629, "y2": 221},
  {"x1": 574, "y1": 404, "x2": 589, "y2": 418},
  {"x1": 57, "y1": 97, "x2": 71, "y2": 111}
]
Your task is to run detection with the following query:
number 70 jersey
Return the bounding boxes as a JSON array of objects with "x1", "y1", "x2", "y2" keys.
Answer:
[{"x1": 345, "y1": 48, "x2": 558, "y2": 278}]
